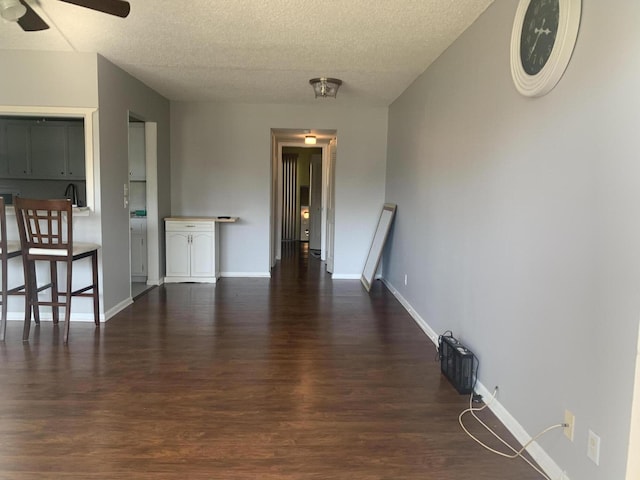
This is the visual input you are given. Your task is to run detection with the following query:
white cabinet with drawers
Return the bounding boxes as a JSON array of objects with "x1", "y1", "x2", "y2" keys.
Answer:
[
  {"x1": 165, "y1": 217, "x2": 238, "y2": 283},
  {"x1": 164, "y1": 218, "x2": 224, "y2": 283}
]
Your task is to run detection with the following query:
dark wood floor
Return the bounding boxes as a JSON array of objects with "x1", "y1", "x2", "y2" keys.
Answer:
[{"x1": 0, "y1": 243, "x2": 542, "y2": 479}]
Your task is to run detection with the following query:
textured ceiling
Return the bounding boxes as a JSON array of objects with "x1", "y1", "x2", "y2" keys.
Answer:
[{"x1": 0, "y1": 0, "x2": 494, "y2": 106}]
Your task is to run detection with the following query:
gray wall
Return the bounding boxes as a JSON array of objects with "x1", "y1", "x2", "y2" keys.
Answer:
[
  {"x1": 384, "y1": 1, "x2": 640, "y2": 479},
  {"x1": 170, "y1": 102, "x2": 388, "y2": 277},
  {"x1": 97, "y1": 55, "x2": 171, "y2": 312}
]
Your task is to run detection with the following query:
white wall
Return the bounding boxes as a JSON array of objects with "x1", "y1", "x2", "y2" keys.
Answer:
[
  {"x1": 0, "y1": 50, "x2": 98, "y2": 107},
  {"x1": 384, "y1": 1, "x2": 640, "y2": 479},
  {"x1": 170, "y1": 102, "x2": 388, "y2": 277},
  {"x1": 97, "y1": 56, "x2": 171, "y2": 314}
]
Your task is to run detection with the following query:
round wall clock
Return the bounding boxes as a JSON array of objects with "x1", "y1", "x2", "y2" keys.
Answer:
[{"x1": 510, "y1": 0, "x2": 581, "y2": 97}]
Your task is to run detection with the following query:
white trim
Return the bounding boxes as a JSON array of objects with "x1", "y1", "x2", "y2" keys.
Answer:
[
  {"x1": 381, "y1": 277, "x2": 563, "y2": 480},
  {"x1": 144, "y1": 122, "x2": 161, "y2": 287},
  {"x1": 165, "y1": 276, "x2": 218, "y2": 283},
  {"x1": 274, "y1": 139, "x2": 333, "y2": 263},
  {"x1": 6, "y1": 312, "x2": 109, "y2": 323},
  {"x1": 381, "y1": 279, "x2": 439, "y2": 344},
  {"x1": 474, "y1": 380, "x2": 563, "y2": 480},
  {"x1": 104, "y1": 297, "x2": 133, "y2": 321},
  {"x1": 626, "y1": 325, "x2": 640, "y2": 480},
  {"x1": 270, "y1": 132, "x2": 277, "y2": 268},
  {"x1": 0, "y1": 105, "x2": 98, "y2": 209},
  {"x1": 221, "y1": 272, "x2": 271, "y2": 278},
  {"x1": 331, "y1": 273, "x2": 361, "y2": 280}
]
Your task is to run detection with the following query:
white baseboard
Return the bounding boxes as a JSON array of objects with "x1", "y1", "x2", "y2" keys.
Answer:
[
  {"x1": 104, "y1": 297, "x2": 133, "y2": 321},
  {"x1": 221, "y1": 272, "x2": 271, "y2": 278},
  {"x1": 165, "y1": 276, "x2": 218, "y2": 283},
  {"x1": 381, "y1": 279, "x2": 439, "y2": 345},
  {"x1": 6, "y1": 311, "x2": 109, "y2": 323},
  {"x1": 331, "y1": 273, "x2": 361, "y2": 280},
  {"x1": 474, "y1": 381, "x2": 563, "y2": 480},
  {"x1": 381, "y1": 278, "x2": 563, "y2": 480}
]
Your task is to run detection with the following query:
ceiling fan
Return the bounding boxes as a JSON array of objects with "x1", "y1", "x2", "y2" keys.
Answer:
[{"x1": 0, "y1": 0, "x2": 130, "y2": 31}]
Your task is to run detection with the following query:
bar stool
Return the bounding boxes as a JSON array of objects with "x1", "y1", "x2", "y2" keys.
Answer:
[
  {"x1": 0, "y1": 197, "x2": 30, "y2": 342},
  {"x1": 14, "y1": 197, "x2": 100, "y2": 343}
]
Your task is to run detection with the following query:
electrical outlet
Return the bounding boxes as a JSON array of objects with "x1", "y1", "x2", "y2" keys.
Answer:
[
  {"x1": 404, "y1": 274, "x2": 408, "y2": 286},
  {"x1": 564, "y1": 410, "x2": 575, "y2": 441},
  {"x1": 587, "y1": 429, "x2": 601, "y2": 465}
]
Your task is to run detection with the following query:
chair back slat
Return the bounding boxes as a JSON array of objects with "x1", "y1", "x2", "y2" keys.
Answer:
[{"x1": 14, "y1": 198, "x2": 73, "y2": 259}]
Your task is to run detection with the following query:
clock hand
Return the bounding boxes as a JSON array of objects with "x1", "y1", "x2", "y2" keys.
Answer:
[{"x1": 528, "y1": 17, "x2": 550, "y2": 58}]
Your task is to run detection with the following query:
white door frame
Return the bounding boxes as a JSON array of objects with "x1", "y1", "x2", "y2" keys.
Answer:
[
  {"x1": 308, "y1": 152, "x2": 322, "y2": 251},
  {"x1": 143, "y1": 122, "x2": 160, "y2": 285},
  {"x1": 273, "y1": 140, "x2": 331, "y2": 264},
  {"x1": 270, "y1": 132, "x2": 277, "y2": 268},
  {"x1": 127, "y1": 113, "x2": 160, "y2": 294},
  {"x1": 324, "y1": 138, "x2": 337, "y2": 273},
  {"x1": 627, "y1": 323, "x2": 640, "y2": 479}
]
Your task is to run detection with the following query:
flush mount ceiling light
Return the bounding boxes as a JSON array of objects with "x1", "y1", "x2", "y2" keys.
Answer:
[
  {"x1": 0, "y1": 0, "x2": 26, "y2": 21},
  {"x1": 304, "y1": 135, "x2": 317, "y2": 145},
  {"x1": 309, "y1": 77, "x2": 342, "y2": 99}
]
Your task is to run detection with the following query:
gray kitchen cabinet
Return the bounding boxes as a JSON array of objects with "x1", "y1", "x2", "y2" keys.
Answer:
[
  {"x1": 30, "y1": 124, "x2": 67, "y2": 178},
  {"x1": 1, "y1": 119, "x2": 85, "y2": 180},
  {"x1": 67, "y1": 124, "x2": 86, "y2": 179},
  {"x1": 6, "y1": 124, "x2": 30, "y2": 177}
]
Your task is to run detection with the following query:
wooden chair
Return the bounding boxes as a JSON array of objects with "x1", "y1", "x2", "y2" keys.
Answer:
[
  {"x1": 14, "y1": 198, "x2": 100, "y2": 343},
  {"x1": 0, "y1": 197, "x2": 30, "y2": 342}
]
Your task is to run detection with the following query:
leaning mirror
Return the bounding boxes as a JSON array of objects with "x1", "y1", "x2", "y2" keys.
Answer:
[{"x1": 361, "y1": 203, "x2": 396, "y2": 292}]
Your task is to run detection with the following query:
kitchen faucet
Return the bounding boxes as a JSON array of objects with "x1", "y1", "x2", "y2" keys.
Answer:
[{"x1": 64, "y1": 183, "x2": 80, "y2": 207}]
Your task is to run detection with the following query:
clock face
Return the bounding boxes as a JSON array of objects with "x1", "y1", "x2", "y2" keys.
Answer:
[
  {"x1": 519, "y1": 0, "x2": 560, "y2": 75},
  {"x1": 510, "y1": 0, "x2": 581, "y2": 97}
]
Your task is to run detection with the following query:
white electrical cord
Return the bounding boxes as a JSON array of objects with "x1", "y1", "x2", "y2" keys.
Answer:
[{"x1": 458, "y1": 389, "x2": 566, "y2": 480}]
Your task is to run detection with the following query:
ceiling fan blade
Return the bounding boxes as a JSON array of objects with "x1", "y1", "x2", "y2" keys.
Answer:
[
  {"x1": 58, "y1": 0, "x2": 130, "y2": 18},
  {"x1": 17, "y1": 0, "x2": 50, "y2": 31}
]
